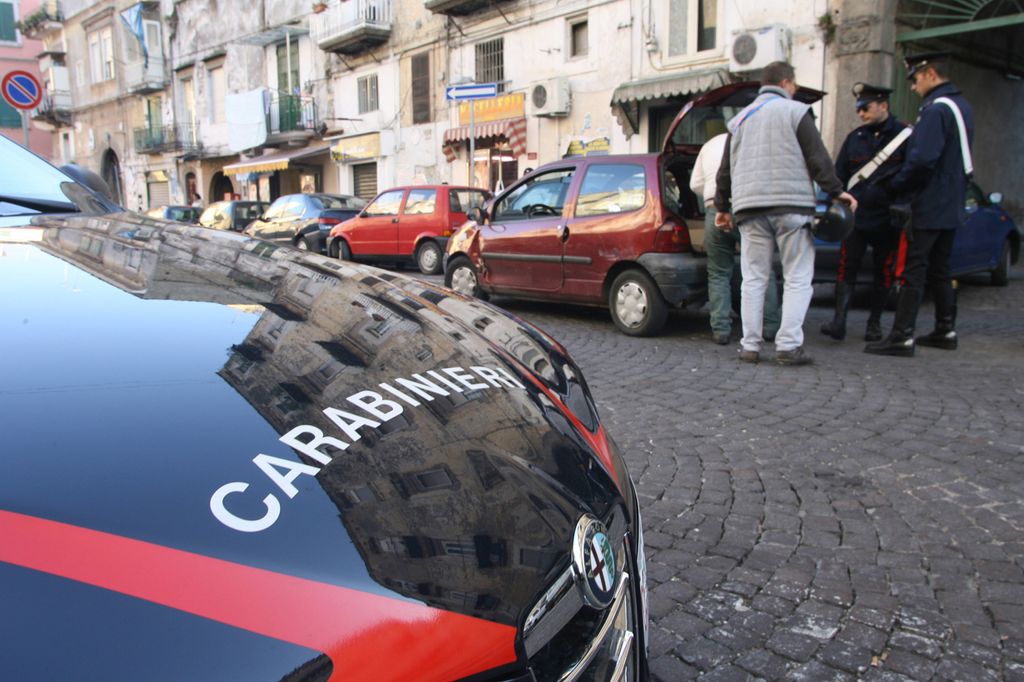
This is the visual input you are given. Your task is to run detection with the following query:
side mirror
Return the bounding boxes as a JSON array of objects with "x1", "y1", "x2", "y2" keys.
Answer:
[
  {"x1": 989, "y1": 192, "x2": 1003, "y2": 205},
  {"x1": 470, "y1": 206, "x2": 487, "y2": 224}
]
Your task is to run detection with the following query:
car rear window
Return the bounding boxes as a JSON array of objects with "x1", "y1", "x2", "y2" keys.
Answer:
[
  {"x1": 315, "y1": 195, "x2": 368, "y2": 210},
  {"x1": 449, "y1": 190, "x2": 489, "y2": 214},
  {"x1": 236, "y1": 203, "x2": 266, "y2": 221},
  {"x1": 574, "y1": 164, "x2": 646, "y2": 217}
]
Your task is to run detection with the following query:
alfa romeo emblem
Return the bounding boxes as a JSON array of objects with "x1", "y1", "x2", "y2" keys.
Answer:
[{"x1": 572, "y1": 515, "x2": 617, "y2": 608}]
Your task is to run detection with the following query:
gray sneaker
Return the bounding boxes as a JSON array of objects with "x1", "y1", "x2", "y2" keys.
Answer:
[
  {"x1": 738, "y1": 349, "x2": 759, "y2": 363},
  {"x1": 775, "y1": 346, "x2": 813, "y2": 366}
]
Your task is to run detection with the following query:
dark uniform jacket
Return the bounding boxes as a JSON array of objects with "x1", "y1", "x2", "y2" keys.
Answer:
[
  {"x1": 835, "y1": 115, "x2": 908, "y2": 232},
  {"x1": 887, "y1": 81, "x2": 974, "y2": 231}
]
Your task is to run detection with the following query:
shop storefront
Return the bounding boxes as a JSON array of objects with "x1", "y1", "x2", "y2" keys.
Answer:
[
  {"x1": 330, "y1": 132, "x2": 384, "y2": 200},
  {"x1": 442, "y1": 93, "x2": 527, "y2": 192},
  {"x1": 222, "y1": 142, "x2": 331, "y2": 202}
]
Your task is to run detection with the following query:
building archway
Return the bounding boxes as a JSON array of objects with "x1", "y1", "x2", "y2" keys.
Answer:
[
  {"x1": 100, "y1": 149, "x2": 123, "y2": 206},
  {"x1": 210, "y1": 172, "x2": 235, "y2": 202}
]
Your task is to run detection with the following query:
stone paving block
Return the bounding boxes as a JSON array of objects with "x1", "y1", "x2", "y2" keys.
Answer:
[
  {"x1": 881, "y1": 649, "x2": 938, "y2": 679},
  {"x1": 766, "y1": 630, "x2": 820, "y2": 662},
  {"x1": 697, "y1": 664, "x2": 755, "y2": 682},
  {"x1": 785, "y1": 659, "x2": 855, "y2": 681},
  {"x1": 659, "y1": 609, "x2": 713, "y2": 639},
  {"x1": 752, "y1": 594, "x2": 797, "y2": 618},
  {"x1": 836, "y1": 621, "x2": 888, "y2": 653},
  {"x1": 650, "y1": 653, "x2": 699, "y2": 681},
  {"x1": 735, "y1": 648, "x2": 790, "y2": 680},
  {"x1": 933, "y1": 655, "x2": 1000, "y2": 681},
  {"x1": 675, "y1": 636, "x2": 733, "y2": 671},
  {"x1": 707, "y1": 624, "x2": 764, "y2": 653},
  {"x1": 817, "y1": 640, "x2": 874, "y2": 675},
  {"x1": 889, "y1": 631, "x2": 943, "y2": 660}
]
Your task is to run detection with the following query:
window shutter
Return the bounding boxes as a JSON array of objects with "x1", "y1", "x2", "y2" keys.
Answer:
[{"x1": 412, "y1": 53, "x2": 430, "y2": 124}]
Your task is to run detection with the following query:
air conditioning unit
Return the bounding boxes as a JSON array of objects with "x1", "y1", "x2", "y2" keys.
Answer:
[
  {"x1": 729, "y1": 25, "x2": 790, "y2": 74},
  {"x1": 530, "y1": 78, "x2": 571, "y2": 117}
]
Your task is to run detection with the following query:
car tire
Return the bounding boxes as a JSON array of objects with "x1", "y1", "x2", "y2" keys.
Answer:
[
  {"x1": 416, "y1": 241, "x2": 443, "y2": 275},
  {"x1": 335, "y1": 240, "x2": 352, "y2": 261},
  {"x1": 445, "y1": 255, "x2": 488, "y2": 300},
  {"x1": 608, "y1": 269, "x2": 668, "y2": 337},
  {"x1": 992, "y1": 238, "x2": 1011, "y2": 286}
]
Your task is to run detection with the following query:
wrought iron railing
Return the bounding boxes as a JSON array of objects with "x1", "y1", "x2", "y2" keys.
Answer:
[
  {"x1": 133, "y1": 124, "x2": 201, "y2": 154},
  {"x1": 266, "y1": 92, "x2": 319, "y2": 134},
  {"x1": 309, "y1": 0, "x2": 393, "y2": 43}
]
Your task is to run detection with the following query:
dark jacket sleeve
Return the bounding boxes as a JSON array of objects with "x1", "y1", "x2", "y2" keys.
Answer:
[
  {"x1": 796, "y1": 112, "x2": 843, "y2": 198},
  {"x1": 713, "y1": 133, "x2": 732, "y2": 212}
]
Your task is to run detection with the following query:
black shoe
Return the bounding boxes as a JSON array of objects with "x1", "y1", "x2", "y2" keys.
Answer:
[
  {"x1": 864, "y1": 335, "x2": 915, "y2": 357},
  {"x1": 712, "y1": 332, "x2": 731, "y2": 345},
  {"x1": 820, "y1": 320, "x2": 846, "y2": 340},
  {"x1": 864, "y1": 319, "x2": 883, "y2": 342},
  {"x1": 775, "y1": 346, "x2": 813, "y2": 366},
  {"x1": 916, "y1": 330, "x2": 958, "y2": 349}
]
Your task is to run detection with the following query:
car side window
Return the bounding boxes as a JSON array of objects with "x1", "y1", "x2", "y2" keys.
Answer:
[
  {"x1": 575, "y1": 164, "x2": 647, "y2": 217},
  {"x1": 493, "y1": 169, "x2": 575, "y2": 221},
  {"x1": 404, "y1": 189, "x2": 437, "y2": 215},
  {"x1": 364, "y1": 189, "x2": 405, "y2": 216}
]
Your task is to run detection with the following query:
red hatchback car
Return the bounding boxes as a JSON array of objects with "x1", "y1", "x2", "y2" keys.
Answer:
[
  {"x1": 328, "y1": 184, "x2": 490, "y2": 274},
  {"x1": 444, "y1": 82, "x2": 824, "y2": 336}
]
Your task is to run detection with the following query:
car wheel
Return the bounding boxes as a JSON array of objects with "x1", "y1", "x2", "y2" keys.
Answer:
[
  {"x1": 445, "y1": 255, "x2": 488, "y2": 300},
  {"x1": 336, "y1": 240, "x2": 352, "y2": 261},
  {"x1": 608, "y1": 269, "x2": 668, "y2": 336},
  {"x1": 991, "y1": 238, "x2": 1011, "y2": 286},
  {"x1": 416, "y1": 241, "x2": 443, "y2": 275},
  {"x1": 327, "y1": 239, "x2": 339, "y2": 258}
]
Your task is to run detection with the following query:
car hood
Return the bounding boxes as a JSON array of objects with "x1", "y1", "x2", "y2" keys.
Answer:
[{"x1": 0, "y1": 214, "x2": 632, "y2": 680}]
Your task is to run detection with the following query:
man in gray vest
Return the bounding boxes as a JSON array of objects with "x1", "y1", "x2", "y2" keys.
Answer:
[{"x1": 715, "y1": 62, "x2": 857, "y2": 365}]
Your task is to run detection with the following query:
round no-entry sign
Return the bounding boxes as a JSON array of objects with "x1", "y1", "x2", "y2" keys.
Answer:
[{"x1": 2, "y1": 70, "x2": 43, "y2": 111}]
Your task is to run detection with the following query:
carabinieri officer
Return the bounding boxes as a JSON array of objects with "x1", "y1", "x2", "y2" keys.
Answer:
[
  {"x1": 865, "y1": 52, "x2": 974, "y2": 357},
  {"x1": 821, "y1": 83, "x2": 909, "y2": 342}
]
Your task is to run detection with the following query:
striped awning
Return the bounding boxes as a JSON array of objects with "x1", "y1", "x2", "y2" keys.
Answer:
[
  {"x1": 442, "y1": 117, "x2": 527, "y2": 163},
  {"x1": 223, "y1": 142, "x2": 331, "y2": 175}
]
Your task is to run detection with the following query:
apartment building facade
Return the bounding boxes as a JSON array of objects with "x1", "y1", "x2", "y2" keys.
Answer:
[{"x1": 20, "y1": 0, "x2": 1024, "y2": 219}]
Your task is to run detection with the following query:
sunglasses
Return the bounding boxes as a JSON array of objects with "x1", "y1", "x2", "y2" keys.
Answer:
[{"x1": 856, "y1": 103, "x2": 870, "y2": 112}]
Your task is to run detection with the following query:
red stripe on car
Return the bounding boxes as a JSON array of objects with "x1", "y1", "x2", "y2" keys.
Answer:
[{"x1": 0, "y1": 509, "x2": 517, "y2": 681}]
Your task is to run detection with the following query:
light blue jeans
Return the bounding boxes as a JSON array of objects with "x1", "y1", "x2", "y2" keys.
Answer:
[
  {"x1": 738, "y1": 213, "x2": 815, "y2": 353},
  {"x1": 705, "y1": 209, "x2": 780, "y2": 338}
]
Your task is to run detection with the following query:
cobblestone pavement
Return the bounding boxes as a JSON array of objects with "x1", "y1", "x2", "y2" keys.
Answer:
[{"x1": 482, "y1": 271, "x2": 1024, "y2": 681}]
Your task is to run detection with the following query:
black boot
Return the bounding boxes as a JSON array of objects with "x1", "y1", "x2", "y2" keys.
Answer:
[
  {"x1": 916, "y1": 280, "x2": 958, "y2": 349},
  {"x1": 865, "y1": 287, "x2": 920, "y2": 357},
  {"x1": 864, "y1": 285, "x2": 889, "y2": 342},
  {"x1": 820, "y1": 282, "x2": 852, "y2": 340}
]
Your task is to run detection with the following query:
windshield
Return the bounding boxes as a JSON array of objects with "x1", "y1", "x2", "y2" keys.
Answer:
[{"x1": 0, "y1": 135, "x2": 114, "y2": 227}]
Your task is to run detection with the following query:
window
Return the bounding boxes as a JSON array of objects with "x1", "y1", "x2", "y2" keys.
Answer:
[
  {"x1": 0, "y1": 98, "x2": 20, "y2": 127},
  {"x1": 364, "y1": 189, "x2": 404, "y2": 216},
  {"x1": 89, "y1": 27, "x2": 115, "y2": 82},
  {"x1": 357, "y1": 74, "x2": 378, "y2": 114},
  {"x1": 569, "y1": 18, "x2": 588, "y2": 58},
  {"x1": 207, "y1": 66, "x2": 225, "y2": 123},
  {"x1": 667, "y1": 0, "x2": 717, "y2": 57},
  {"x1": 0, "y1": 1, "x2": 18, "y2": 43},
  {"x1": 450, "y1": 190, "x2": 488, "y2": 214},
  {"x1": 493, "y1": 168, "x2": 575, "y2": 221},
  {"x1": 124, "y1": 19, "x2": 162, "y2": 64},
  {"x1": 475, "y1": 38, "x2": 504, "y2": 94},
  {"x1": 411, "y1": 53, "x2": 430, "y2": 124},
  {"x1": 404, "y1": 189, "x2": 436, "y2": 215},
  {"x1": 575, "y1": 164, "x2": 646, "y2": 217}
]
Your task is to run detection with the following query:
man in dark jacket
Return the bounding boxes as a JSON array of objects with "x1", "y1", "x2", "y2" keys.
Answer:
[
  {"x1": 865, "y1": 52, "x2": 974, "y2": 357},
  {"x1": 821, "y1": 83, "x2": 909, "y2": 342}
]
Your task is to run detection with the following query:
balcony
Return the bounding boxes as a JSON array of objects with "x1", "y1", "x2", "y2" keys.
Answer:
[
  {"x1": 310, "y1": 0, "x2": 393, "y2": 54},
  {"x1": 32, "y1": 91, "x2": 72, "y2": 126},
  {"x1": 18, "y1": 1, "x2": 63, "y2": 40},
  {"x1": 125, "y1": 56, "x2": 168, "y2": 95},
  {"x1": 134, "y1": 124, "x2": 201, "y2": 155},
  {"x1": 423, "y1": 0, "x2": 508, "y2": 15},
  {"x1": 265, "y1": 92, "x2": 319, "y2": 147}
]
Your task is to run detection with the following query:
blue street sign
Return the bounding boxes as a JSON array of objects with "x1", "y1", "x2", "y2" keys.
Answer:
[
  {"x1": 445, "y1": 83, "x2": 498, "y2": 101},
  {"x1": 2, "y1": 70, "x2": 43, "y2": 111}
]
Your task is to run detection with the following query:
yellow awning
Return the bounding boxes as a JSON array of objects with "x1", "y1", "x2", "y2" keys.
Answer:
[{"x1": 223, "y1": 143, "x2": 331, "y2": 175}]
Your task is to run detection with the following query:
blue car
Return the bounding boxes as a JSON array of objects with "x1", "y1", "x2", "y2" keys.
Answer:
[{"x1": 814, "y1": 181, "x2": 1021, "y2": 286}]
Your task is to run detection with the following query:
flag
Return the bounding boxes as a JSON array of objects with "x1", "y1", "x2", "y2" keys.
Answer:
[{"x1": 120, "y1": 3, "x2": 148, "y2": 68}]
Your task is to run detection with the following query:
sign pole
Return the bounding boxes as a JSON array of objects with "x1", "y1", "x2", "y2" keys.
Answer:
[
  {"x1": 21, "y1": 109, "x2": 29, "y2": 148},
  {"x1": 468, "y1": 103, "x2": 475, "y2": 187}
]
